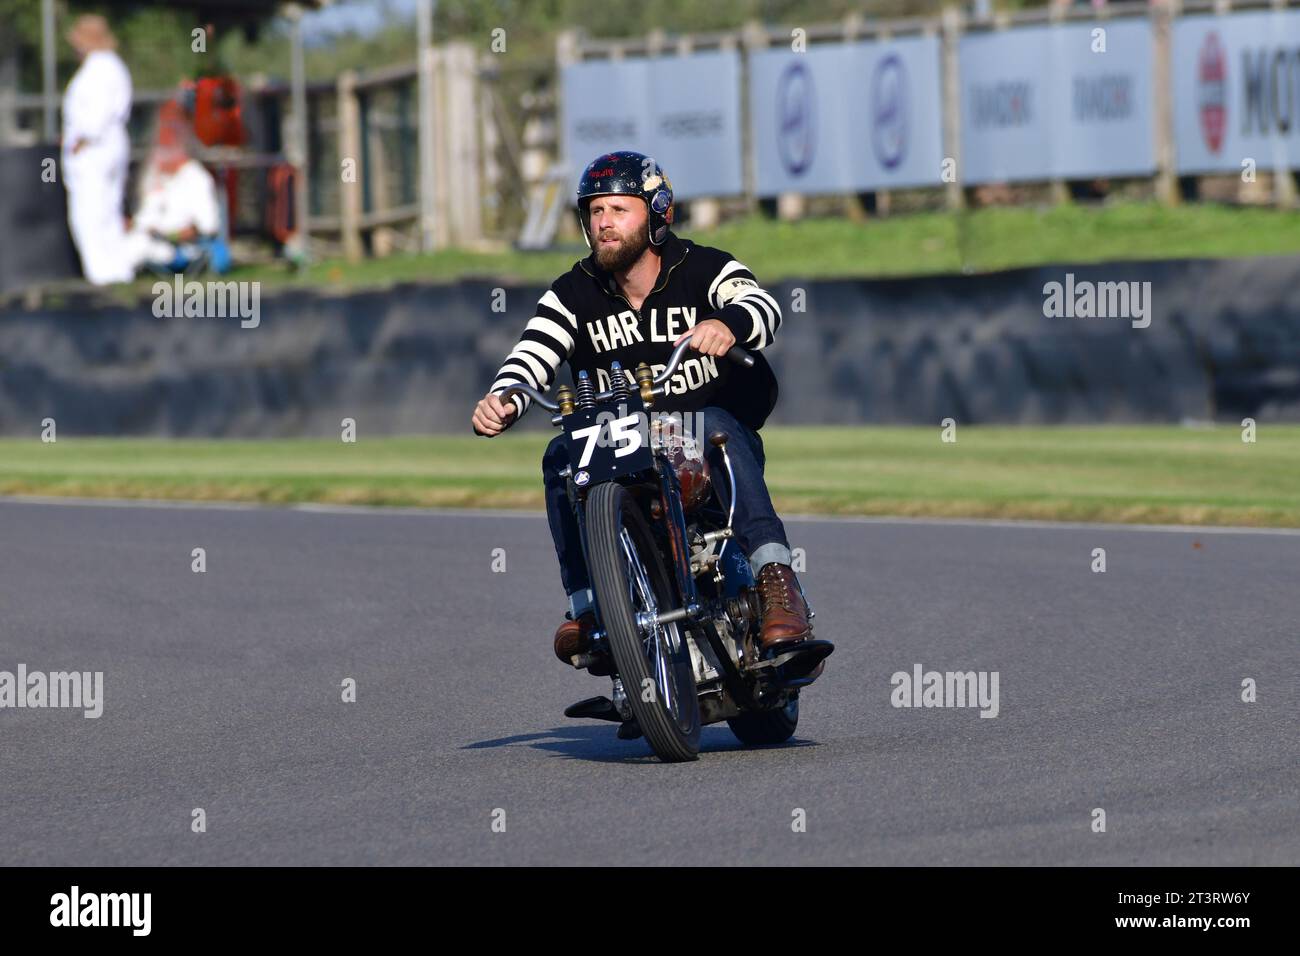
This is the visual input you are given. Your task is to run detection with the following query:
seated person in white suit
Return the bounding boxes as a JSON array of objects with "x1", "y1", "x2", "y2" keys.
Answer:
[{"x1": 124, "y1": 127, "x2": 224, "y2": 274}]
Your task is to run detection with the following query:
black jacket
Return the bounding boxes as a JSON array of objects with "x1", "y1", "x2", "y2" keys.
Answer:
[{"x1": 490, "y1": 231, "x2": 781, "y2": 431}]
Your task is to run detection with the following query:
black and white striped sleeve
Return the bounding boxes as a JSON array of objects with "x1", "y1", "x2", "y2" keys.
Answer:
[
  {"x1": 707, "y1": 258, "x2": 782, "y2": 351},
  {"x1": 490, "y1": 285, "x2": 579, "y2": 421}
]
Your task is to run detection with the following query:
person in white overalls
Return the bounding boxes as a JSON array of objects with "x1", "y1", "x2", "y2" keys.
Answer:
[
  {"x1": 124, "y1": 128, "x2": 222, "y2": 272},
  {"x1": 61, "y1": 15, "x2": 134, "y2": 285}
]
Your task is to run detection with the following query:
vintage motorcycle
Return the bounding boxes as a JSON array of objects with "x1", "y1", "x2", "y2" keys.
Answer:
[{"x1": 500, "y1": 339, "x2": 833, "y2": 762}]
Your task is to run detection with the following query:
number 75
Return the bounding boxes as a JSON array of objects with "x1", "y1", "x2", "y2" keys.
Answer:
[{"x1": 570, "y1": 412, "x2": 643, "y2": 468}]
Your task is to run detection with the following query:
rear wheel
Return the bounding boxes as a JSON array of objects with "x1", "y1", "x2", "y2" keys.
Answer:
[
  {"x1": 587, "y1": 482, "x2": 700, "y2": 762},
  {"x1": 727, "y1": 694, "x2": 799, "y2": 746}
]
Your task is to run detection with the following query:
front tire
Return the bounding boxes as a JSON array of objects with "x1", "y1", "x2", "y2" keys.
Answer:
[{"x1": 586, "y1": 482, "x2": 700, "y2": 762}]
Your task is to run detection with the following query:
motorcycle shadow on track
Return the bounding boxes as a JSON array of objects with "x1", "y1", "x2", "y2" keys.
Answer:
[{"x1": 462, "y1": 727, "x2": 819, "y2": 764}]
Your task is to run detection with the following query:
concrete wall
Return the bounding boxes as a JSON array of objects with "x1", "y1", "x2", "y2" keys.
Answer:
[{"x1": 1, "y1": 256, "x2": 1298, "y2": 437}]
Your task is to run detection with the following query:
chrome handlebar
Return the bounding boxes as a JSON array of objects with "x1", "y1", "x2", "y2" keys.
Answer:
[
  {"x1": 498, "y1": 384, "x2": 560, "y2": 414},
  {"x1": 496, "y1": 339, "x2": 755, "y2": 424}
]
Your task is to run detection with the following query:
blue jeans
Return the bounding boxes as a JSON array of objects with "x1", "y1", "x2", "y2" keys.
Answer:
[{"x1": 542, "y1": 405, "x2": 792, "y2": 618}]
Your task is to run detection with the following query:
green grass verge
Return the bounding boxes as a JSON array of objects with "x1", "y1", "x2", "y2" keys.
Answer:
[
  {"x1": 198, "y1": 200, "x2": 1300, "y2": 293},
  {"x1": 2, "y1": 425, "x2": 1297, "y2": 528}
]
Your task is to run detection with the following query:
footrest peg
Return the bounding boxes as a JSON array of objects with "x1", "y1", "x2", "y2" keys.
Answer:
[{"x1": 563, "y1": 695, "x2": 623, "y2": 723}]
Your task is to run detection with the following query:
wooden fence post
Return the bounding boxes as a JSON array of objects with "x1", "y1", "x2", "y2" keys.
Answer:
[
  {"x1": 1153, "y1": 0, "x2": 1179, "y2": 206},
  {"x1": 338, "y1": 70, "x2": 364, "y2": 263},
  {"x1": 941, "y1": 6, "x2": 965, "y2": 211}
]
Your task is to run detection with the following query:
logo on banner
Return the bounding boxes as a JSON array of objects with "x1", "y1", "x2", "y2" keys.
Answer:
[
  {"x1": 872, "y1": 54, "x2": 908, "y2": 169},
  {"x1": 972, "y1": 81, "x2": 1033, "y2": 128},
  {"x1": 575, "y1": 119, "x2": 637, "y2": 143},
  {"x1": 1198, "y1": 32, "x2": 1226, "y2": 153},
  {"x1": 657, "y1": 111, "x2": 724, "y2": 138},
  {"x1": 1072, "y1": 75, "x2": 1133, "y2": 122},
  {"x1": 777, "y1": 61, "x2": 815, "y2": 175}
]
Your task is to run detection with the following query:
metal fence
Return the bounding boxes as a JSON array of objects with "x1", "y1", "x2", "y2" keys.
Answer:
[
  {"x1": 5, "y1": 0, "x2": 1300, "y2": 264},
  {"x1": 557, "y1": 0, "x2": 1300, "y2": 223}
]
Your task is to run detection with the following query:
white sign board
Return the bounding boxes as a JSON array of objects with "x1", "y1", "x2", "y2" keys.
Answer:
[
  {"x1": 750, "y1": 37, "x2": 945, "y2": 196},
  {"x1": 1173, "y1": 11, "x2": 1300, "y2": 173},
  {"x1": 561, "y1": 51, "x2": 743, "y2": 198},
  {"x1": 961, "y1": 21, "x2": 1154, "y2": 184}
]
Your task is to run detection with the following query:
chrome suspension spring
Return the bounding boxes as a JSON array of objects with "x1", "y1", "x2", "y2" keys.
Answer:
[
  {"x1": 608, "y1": 360, "x2": 629, "y2": 403},
  {"x1": 574, "y1": 369, "x2": 596, "y2": 409}
]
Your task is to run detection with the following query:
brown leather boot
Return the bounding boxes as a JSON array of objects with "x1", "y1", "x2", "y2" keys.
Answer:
[
  {"x1": 554, "y1": 611, "x2": 596, "y2": 663},
  {"x1": 553, "y1": 612, "x2": 612, "y2": 675},
  {"x1": 755, "y1": 562, "x2": 811, "y2": 653}
]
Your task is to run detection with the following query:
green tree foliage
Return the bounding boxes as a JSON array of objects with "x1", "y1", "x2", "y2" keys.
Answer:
[
  {"x1": 3, "y1": 0, "x2": 1051, "y2": 92},
  {"x1": 3, "y1": 1, "x2": 206, "y2": 91},
  {"x1": 212, "y1": 0, "x2": 973, "y2": 86}
]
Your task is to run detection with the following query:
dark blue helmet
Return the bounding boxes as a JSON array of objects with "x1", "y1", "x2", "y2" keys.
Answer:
[{"x1": 576, "y1": 150, "x2": 675, "y2": 249}]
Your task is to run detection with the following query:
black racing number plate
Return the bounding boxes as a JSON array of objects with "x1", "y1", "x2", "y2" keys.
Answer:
[{"x1": 564, "y1": 392, "x2": 654, "y2": 487}]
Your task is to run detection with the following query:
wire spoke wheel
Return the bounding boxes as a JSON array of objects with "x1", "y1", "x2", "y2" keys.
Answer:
[{"x1": 588, "y1": 483, "x2": 700, "y2": 761}]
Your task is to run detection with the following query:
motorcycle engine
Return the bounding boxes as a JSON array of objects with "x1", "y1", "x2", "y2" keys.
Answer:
[{"x1": 652, "y1": 415, "x2": 711, "y2": 513}]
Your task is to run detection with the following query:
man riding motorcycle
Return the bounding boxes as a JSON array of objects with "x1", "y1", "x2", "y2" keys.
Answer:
[{"x1": 471, "y1": 150, "x2": 811, "y2": 675}]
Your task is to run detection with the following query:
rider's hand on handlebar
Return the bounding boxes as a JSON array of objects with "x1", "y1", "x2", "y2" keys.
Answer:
[
  {"x1": 674, "y1": 318, "x2": 736, "y2": 358},
  {"x1": 471, "y1": 391, "x2": 518, "y2": 437}
]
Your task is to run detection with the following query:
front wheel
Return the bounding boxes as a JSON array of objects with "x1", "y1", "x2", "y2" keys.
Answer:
[{"x1": 586, "y1": 482, "x2": 700, "y2": 762}]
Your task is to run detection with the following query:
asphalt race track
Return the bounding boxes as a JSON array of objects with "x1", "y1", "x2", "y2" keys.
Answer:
[{"x1": 1, "y1": 498, "x2": 1296, "y2": 866}]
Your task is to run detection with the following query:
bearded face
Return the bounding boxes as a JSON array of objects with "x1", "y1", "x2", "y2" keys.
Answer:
[{"x1": 587, "y1": 196, "x2": 651, "y2": 273}]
